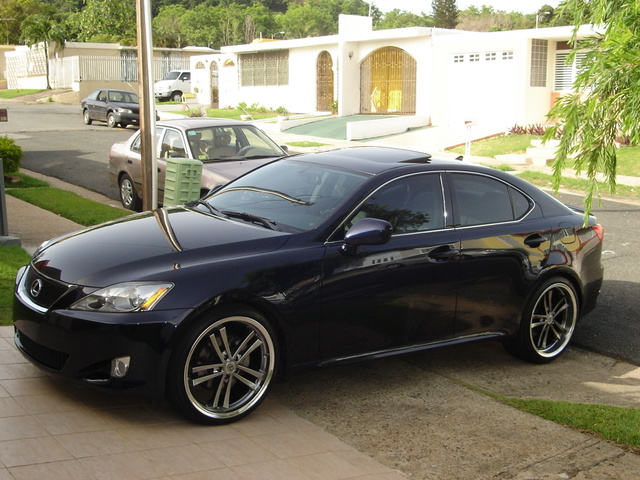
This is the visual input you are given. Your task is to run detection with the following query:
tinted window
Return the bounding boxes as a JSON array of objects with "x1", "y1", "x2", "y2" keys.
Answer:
[
  {"x1": 451, "y1": 173, "x2": 514, "y2": 226},
  {"x1": 207, "y1": 160, "x2": 369, "y2": 232},
  {"x1": 510, "y1": 187, "x2": 532, "y2": 219},
  {"x1": 346, "y1": 174, "x2": 444, "y2": 234}
]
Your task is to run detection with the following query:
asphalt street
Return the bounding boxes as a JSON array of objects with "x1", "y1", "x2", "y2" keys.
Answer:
[{"x1": 2, "y1": 103, "x2": 639, "y2": 366}]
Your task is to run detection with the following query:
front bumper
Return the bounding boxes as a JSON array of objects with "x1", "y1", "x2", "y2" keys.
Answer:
[
  {"x1": 113, "y1": 112, "x2": 139, "y2": 125},
  {"x1": 13, "y1": 266, "x2": 190, "y2": 398}
]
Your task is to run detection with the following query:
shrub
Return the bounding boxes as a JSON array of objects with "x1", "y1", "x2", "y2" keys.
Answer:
[
  {"x1": 509, "y1": 124, "x2": 563, "y2": 138},
  {"x1": 0, "y1": 136, "x2": 23, "y2": 174}
]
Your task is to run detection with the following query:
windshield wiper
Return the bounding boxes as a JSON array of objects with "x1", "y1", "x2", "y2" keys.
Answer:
[
  {"x1": 186, "y1": 199, "x2": 224, "y2": 217},
  {"x1": 221, "y1": 210, "x2": 280, "y2": 231}
]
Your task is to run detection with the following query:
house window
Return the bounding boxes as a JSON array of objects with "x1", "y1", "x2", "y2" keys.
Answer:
[
  {"x1": 554, "y1": 51, "x2": 587, "y2": 91},
  {"x1": 485, "y1": 52, "x2": 497, "y2": 61},
  {"x1": 530, "y1": 39, "x2": 548, "y2": 87},
  {"x1": 502, "y1": 51, "x2": 514, "y2": 60},
  {"x1": 469, "y1": 54, "x2": 480, "y2": 62},
  {"x1": 453, "y1": 54, "x2": 464, "y2": 63},
  {"x1": 240, "y1": 51, "x2": 289, "y2": 86}
]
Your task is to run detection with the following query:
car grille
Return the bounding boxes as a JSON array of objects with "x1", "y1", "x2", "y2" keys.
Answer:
[
  {"x1": 22, "y1": 266, "x2": 72, "y2": 310},
  {"x1": 16, "y1": 330, "x2": 69, "y2": 371}
]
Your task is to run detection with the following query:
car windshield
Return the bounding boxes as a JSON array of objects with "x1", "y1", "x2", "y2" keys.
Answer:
[
  {"x1": 204, "y1": 160, "x2": 369, "y2": 232},
  {"x1": 107, "y1": 91, "x2": 138, "y2": 103},
  {"x1": 164, "y1": 71, "x2": 180, "y2": 80},
  {"x1": 186, "y1": 125, "x2": 286, "y2": 161}
]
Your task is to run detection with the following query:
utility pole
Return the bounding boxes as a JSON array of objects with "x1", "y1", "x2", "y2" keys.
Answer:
[{"x1": 135, "y1": 0, "x2": 158, "y2": 210}]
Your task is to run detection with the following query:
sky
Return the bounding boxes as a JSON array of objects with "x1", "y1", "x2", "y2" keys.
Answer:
[{"x1": 371, "y1": 1, "x2": 561, "y2": 15}]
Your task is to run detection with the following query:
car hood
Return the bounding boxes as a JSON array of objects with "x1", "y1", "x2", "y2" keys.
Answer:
[
  {"x1": 109, "y1": 101, "x2": 139, "y2": 113},
  {"x1": 32, "y1": 206, "x2": 289, "y2": 287},
  {"x1": 201, "y1": 157, "x2": 279, "y2": 183}
]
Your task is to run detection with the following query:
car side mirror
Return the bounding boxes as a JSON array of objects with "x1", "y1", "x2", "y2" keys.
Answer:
[
  {"x1": 280, "y1": 145, "x2": 289, "y2": 153},
  {"x1": 341, "y1": 218, "x2": 392, "y2": 256}
]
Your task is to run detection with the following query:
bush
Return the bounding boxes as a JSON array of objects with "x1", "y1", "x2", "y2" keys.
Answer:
[
  {"x1": 509, "y1": 124, "x2": 563, "y2": 138},
  {"x1": 0, "y1": 136, "x2": 23, "y2": 174}
]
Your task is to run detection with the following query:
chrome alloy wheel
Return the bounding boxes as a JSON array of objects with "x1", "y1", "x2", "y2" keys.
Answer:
[
  {"x1": 528, "y1": 282, "x2": 577, "y2": 358},
  {"x1": 183, "y1": 315, "x2": 275, "y2": 422}
]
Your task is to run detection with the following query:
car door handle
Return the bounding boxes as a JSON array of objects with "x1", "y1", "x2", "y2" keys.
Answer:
[
  {"x1": 427, "y1": 246, "x2": 459, "y2": 262},
  {"x1": 524, "y1": 233, "x2": 548, "y2": 248}
]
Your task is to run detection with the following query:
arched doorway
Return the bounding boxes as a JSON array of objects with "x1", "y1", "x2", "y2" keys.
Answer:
[
  {"x1": 316, "y1": 51, "x2": 334, "y2": 112},
  {"x1": 360, "y1": 47, "x2": 416, "y2": 115}
]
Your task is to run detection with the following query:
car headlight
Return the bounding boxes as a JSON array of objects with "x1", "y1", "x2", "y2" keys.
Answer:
[
  {"x1": 116, "y1": 108, "x2": 132, "y2": 114},
  {"x1": 70, "y1": 282, "x2": 173, "y2": 313}
]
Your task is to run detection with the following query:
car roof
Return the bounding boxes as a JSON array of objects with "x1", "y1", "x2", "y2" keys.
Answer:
[
  {"x1": 286, "y1": 146, "x2": 477, "y2": 175},
  {"x1": 285, "y1": 146, "x2": 575, "y2": 217},
  {"x1": 93, "y1": 89, "x2": 137, "y2": 95},
  {"x1": 156, "y1": 118, "x2": 249, "y2": 130}
]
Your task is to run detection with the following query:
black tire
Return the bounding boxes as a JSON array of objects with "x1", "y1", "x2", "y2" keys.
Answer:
[
  {"x1": 505, "y1": 277, "x2": 578, "y2": 364},
  {"x1": 171, "y1": 91, "x2": 183, "y2": 102},
  {"x1": 83, "y1": 109, "x2": 92, "y2": 125},
  {"x1": 167, "y1": 306, "x2": 278, "y2": 425},
  {"x1": 107, "y1": 112, "x2": 117, "y2": 128},
  {"x1": 118, "y1": 173, "x2": 142, "y2": 211}
]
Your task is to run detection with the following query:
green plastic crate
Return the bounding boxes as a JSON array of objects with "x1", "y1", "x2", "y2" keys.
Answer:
[{"x1": 164, "y1": 157, "x2": 203, "y2": 206}]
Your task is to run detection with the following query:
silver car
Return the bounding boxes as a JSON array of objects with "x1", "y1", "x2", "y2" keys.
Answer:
[{"x1": 108, "y1": 118, "x2": 288, "y2": 210}]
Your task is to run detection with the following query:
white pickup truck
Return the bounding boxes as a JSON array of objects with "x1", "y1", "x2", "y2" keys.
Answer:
[{"x1": 154, "y1": 70, "x2": 192, "y2": 102}]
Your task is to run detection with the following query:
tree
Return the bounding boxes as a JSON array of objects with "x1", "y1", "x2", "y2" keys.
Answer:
[
  {"x1": 431, "y1": 0, "x2": 458, "y2": 29},
  {"x1": 20, "y1": 14, "x2": 67, "y2": 89},
  {"x1": 0, "y1": 0, "x2": 42, "y2": 44},
  {"x1": 276, "y1": 2, "x2": 334, "y2": 39},
  {"x1": 74, "y1": 0, "x2": 136, "y2": 43},
  {"x1": 376, "y1": 9, "x2": 434, "y2": 30},
  {"x1": 545, "y1": 0, "x2": 640, "y2": 217}
]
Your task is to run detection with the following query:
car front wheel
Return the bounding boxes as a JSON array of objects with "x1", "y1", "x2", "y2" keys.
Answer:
[
  {"x1": 107, "y1": 112, "x2": 117, "y2": 128},
  {"x1": 118, "y1": 173, "x2": 141, "y2": 211},
  {"x1": 83, "y1": 109, "x2": 92, "y2": 125},
  {"x1": 506, "y1": 278, "x2": 578, "y2": 364},
  {"x1": 167, "y1": 307, "x2": 278, "y2": 425}
]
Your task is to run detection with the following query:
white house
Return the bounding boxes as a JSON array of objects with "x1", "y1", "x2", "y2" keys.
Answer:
[{"x1": 192, "y1": 15, "x2": 598, "y2": 137}]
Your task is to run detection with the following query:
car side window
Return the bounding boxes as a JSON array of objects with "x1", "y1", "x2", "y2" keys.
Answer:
[
  {"x1": 451, "y1": 173, "x2": 527, "y2": 226},
  {"x1": 131, "y1": 128, "x2": 164, "y2": 155},
  {"x1": 346, "y1": 174, "x2": 445, "y2": 234},
  {"x1": 97, "y1": 91, "x2": 107, "y2": 102},
  {"x1": 160, "y1": 130, "x2": 186, "y2": 158}
]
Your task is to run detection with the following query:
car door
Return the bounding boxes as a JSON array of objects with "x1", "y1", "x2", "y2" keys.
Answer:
[
  {"x1": 125, "y1": 127, "x2": 165, "y2": 193},
  {"x1": 320, "y1": 172, "x2": 460, "y2": 362},
  {"x1": 157, "y1": 128, "x2": 189, "y2": 203},
  {"x1": 445, "y1": 171, "x2": 553, "y2": 337},
  {"x1": 94, "y1": 90, "x2": 109, "y2": 121}
]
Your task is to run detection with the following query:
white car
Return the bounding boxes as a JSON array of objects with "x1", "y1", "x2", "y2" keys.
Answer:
[{"x1": 108, "y1": 118, "x2": 288, "y2": 210}]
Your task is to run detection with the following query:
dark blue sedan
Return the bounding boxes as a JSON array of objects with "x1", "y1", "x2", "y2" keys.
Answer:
[{"x1": 13, "y1": 147, "x2": 604, "y2": 424}]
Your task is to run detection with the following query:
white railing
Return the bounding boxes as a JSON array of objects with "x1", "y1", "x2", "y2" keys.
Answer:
[{"x1": 10, "y1": 53, "x2": 191, "y2": 89}]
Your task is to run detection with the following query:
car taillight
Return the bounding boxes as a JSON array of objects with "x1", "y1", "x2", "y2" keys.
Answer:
[{"x1": 593, "y1": 224, "x2": 604, "y2": 242}]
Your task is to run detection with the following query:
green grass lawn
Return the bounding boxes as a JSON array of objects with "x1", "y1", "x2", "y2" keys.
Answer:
[
  {"x1": 7, "y1": 187, "x2": 129, "y2": 226},
  {"x1": 169, "y1": 108, "x2": 281, "y2": 121},
  {"x1": 450, "y1": 134, "x2": 539, "y2": 157},
  {"x1": 449, "y1": 135, "x2": 640, "y2": 178},
  {"x1": 0, "y1": 89, "x2": 45, "y2": 99},
  {"x1": 0, "y1": 246, "x2": 32, "y2": 325}
]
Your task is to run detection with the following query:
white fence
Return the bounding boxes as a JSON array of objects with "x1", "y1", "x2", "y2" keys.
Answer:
[
  {"x1": 8, "y1": 52, "x2": 191, "y2": 89},
  {"x1": 51, "y1": 56, "x2": 191, "y2": 88}
]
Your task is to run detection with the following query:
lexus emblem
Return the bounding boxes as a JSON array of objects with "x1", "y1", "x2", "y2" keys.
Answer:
[{"x1": 30, "y1": 279, "x2": 43, "y2": 298}]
